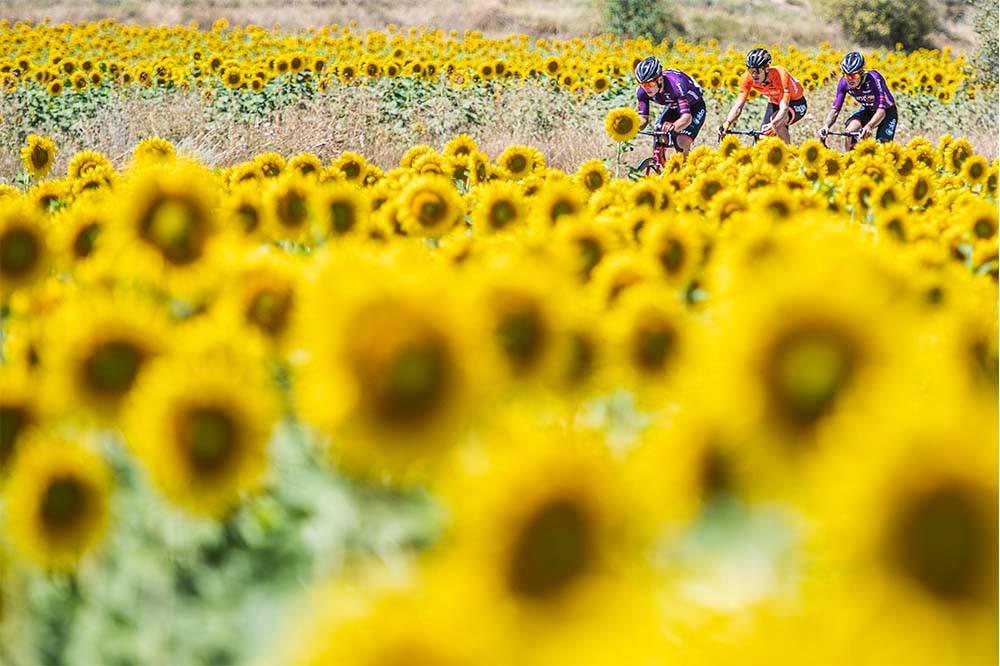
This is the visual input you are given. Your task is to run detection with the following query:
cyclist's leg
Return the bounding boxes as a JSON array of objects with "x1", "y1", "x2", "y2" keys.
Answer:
[
  {"x1": 655, "y1": 106, "x2": 678, "y2": 132},
  {"x1": 844, "y1": 108, "x2": 871, "y2": 150},
  {"x1": 675, "y1": 100, "x2": 706, "y2": 156},
  {"x1": 675, "y1": 134, "x2": 693, "y2": 155},
  {"x1": 761, "y1": 102, "x2": 776, "y2": 130},
  {"x1": 875, "y1": 106, "x2": 898, "y2": 143}
]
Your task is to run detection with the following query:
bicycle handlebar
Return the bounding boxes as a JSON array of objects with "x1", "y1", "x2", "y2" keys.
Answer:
[{"x1": 638, "y1": 129, "x2": 675, "y2": 137}]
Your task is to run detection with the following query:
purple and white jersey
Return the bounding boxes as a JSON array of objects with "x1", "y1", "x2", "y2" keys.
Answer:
[
  {"x1": 832, "y1": 70, "x2": 896, "y2": 111},
  {"x1": 636, "y1": 68, "x2": 704, "y2": 116}
]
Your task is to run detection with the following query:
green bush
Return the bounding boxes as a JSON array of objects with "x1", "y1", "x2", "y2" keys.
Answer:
[
  {"x1": 820, "y1": 0, "x2": 939, "y2": 48},
  {"x1": 971, "y1": 0, "x2": 999, "y2": 84},
  {"x1": 599, "y1": 0, "x2": 685, "y2": 44}
]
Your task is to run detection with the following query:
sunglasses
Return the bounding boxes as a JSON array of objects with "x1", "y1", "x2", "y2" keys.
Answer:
[
  {"x1": 845, "y1": 72, "x2": 862, "y2": 81},
  {"x1": 640, "y1": 80, "x2": 658, "y2": 89}
]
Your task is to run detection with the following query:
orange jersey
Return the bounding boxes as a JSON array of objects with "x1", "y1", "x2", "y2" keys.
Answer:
[{"x1": 737, "y1": 66, "x2": 804, "y2": 105}]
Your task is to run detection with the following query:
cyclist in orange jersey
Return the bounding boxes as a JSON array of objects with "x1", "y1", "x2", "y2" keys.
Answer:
[{"x1": 719, "y1": 48, "x2": 808, "y2": 144}]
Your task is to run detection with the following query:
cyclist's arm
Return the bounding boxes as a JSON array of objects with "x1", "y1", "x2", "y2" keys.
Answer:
[
  {"x1": 820, "y1": 80, "x2": 846, "y2": 132},
  {"x1": 636, "y1": 88, "x2": 651, "y2": 130},
  {"x1": 639, "y1": 114, "x2": 649, "y2": 131},
  {"x1": 723, "y1": 75, "x2": 751, "y2": 130},
  {"x1": 671, "y1": 111, "x2": 693, "y2": 132}
]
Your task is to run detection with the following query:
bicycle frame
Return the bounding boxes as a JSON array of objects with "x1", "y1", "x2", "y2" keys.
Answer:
[
  {"x1": 717, "y1": 127, "x2": 769, "y2": 145},
  {"x1": 820, "y1": 130, "x2": 863, "y2": 148},
  {"x1": 628, "y1": 129, "x2": 676, "y2": 180}
]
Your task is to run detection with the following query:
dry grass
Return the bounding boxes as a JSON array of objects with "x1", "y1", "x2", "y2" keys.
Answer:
[{"x1": 1, "y1": 83, "x2": 995, "y2": 183}]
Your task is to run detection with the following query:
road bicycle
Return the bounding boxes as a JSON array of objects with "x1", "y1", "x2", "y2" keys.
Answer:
[
  {"x1": 717, "y1": 126, "x2": 771, "y2": 145},
  {"x1": 628, "y1": 128, "x2": 676, "y2": 179}
]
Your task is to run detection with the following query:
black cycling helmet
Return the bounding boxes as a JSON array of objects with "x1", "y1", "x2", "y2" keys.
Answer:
[
  {"x1": 840, "y1": 51, "x2": 865, "y2": 74},
  {"x1": 634, "y1": 56, "x2": 663, "y2": 83},
  {"x1": 745, "y1": 48, "x2": 771, "y2": 69}
]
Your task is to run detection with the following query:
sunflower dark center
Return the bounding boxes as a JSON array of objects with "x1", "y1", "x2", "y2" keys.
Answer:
[
  {"x1": 632, "y1": 318, "x2": 677, "y2": 372},
  {"x1": 277, "y1": 191, "x2": 308, "y2": 227},
  {"x1": 613, "y1": 116, "x2": 634, "y2": 134},
  {"x1": 0, "y1": 405, "x2": 30, "y2": 468},
  {"x1": 247, "y1": 288, "x2": 292, "y2": 335},
  {"x1": 329, "y1": 201, "x2": 356, "y2": 234},
  {"x1": 489, "y1": 200, "x2": 516, "y2": 229},
  {"x1": 764, "y1": 327, "x2": 857, "y2": 428},
  {"x1": 508, "y1": 155, "x2": 528, "y2": 173},
  {"x1": 658, "y1": 239, "x2": 685, "y2": 274},
  {"x1": 141, "y1": 197, "x2": 205, "y2": 265},
  {"x1": 180, "y1": 406, "x2": 239, "y2": 476},
  {"x1": 82, "y1": 340, "x2": 145, "y2": 397},
  {"x1": 41, "y1": 476, "x2": 90, "y2": 532},
  {"x1": 508, "y1": 499, "x2": 592, "y2": 600},
  {"x1": 888, "y1": 482, "x2": 996, "y2": 603},
  {"x1": 31, "y1": 144, "x2": 51, "y2": 169},
  {"x1": 496, "y1": 306, "x2": 544, "y2": 371},
  {"x1": 0, "y1": 227, "x2": 41, "y2": 277},
  {"x1": 73, "y1": 223, "x2": 101, "y2": 258}
]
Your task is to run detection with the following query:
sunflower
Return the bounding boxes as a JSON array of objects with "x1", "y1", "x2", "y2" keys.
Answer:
[
  {"x1": 443, "y1": 133, "x2": 479, "y2": 158},
  {"x1": 473, "y1": 260, "x2": 567, "y2": 382},
  {"x1": 329, "y1": 150, "x2": 369, "y2": 184},
  {"x1": 798, "y1": 139, "x2": 826, "y2": 170},
  {"x1": 943, "y1": 138, "x2": 973, "y2": 174},
  {"x1": 496, "y1": 145, "x2": 540, "y2": 180},
  {"x1": 441, "y1": 422, "x2": 662, "y2": 664},
  {"x1": 125, "y1": 351, "x2": 279, "y2": 518},
  {"x1": 574, "y1": 159, "x2": 609, "y2": 194},
  {"x1": 397, "y1": 175, "x2": 465, "y2": 237},
  {"x1": 721, "y1": 261, "x2": 901, "y2": 479},
  {"x1": 529, "y1": 179, "x2": 587, "y2": 228},
  {"x1": 805, "y1": 405, "x2": 997, "y2": 666},
  {"x1": 754, "y1": 137, "x2": 791, "y2": 171},
  {"x1": 691, "y1": 170, "x2": 728, "y2": 208},
  {"x1": 0, "y1": 200, "x2": 50, "y2": 300},
  {"x1": 220, "y1": 250, "x2": 301, "y2": 348},
  {"x1": 295, "y1": 254, "x2": 483, "y2": 481},
  {"x1": 470, "y1": 181, "x2": 527, "y2": 234},
  {"x1": 254, "y1": 152, "x2": 286, "y2": 178},
  {"x1": 4, "y1": 434, "x2": 112, "y2": 571},
  {"x1": 961, "y1": 154, "x2": 989, "y2": 185},
  {"x1": 67, "y1": 150, "x2": 112, "y2": 180},
  {"x1": 50, "y1": 194, "x2": 107, "y2": 268},
  {"x1": 48, "y1": 293, "x2": 168, "y2": 421},
  {"x1": 262, "y1": 173, "x2": 313, "y2": 242},
  {"x1": 906, "y1": 169, "x2": 934, "y2": 208},
  {"x1": 555, "y1": 216, "x2": 616, "y2": 282},
  {"x1": 0, "y1": 367, "x2": 42, "y2": 476},
  {"x1": 310, "y1": 180, "x2": 369, "y2": 238},
  {"x1": 287, "y1": 152, "x2": 323, "y2": 178},
  {"x1": 111, "y1": 162, "x2": 221, "y2": 293},
  {"x1": 220, "y1": 183, "x2": 264, "y2": 235},
  {"x1": 20, "y1": 134, "x2": 56, "y2": 180},
  {"x1": 604, "y1": 108, "x2": 641, "y2": 143},
  {"x1": 641, "y1": 216, "x2": 704, "y2": 284}
]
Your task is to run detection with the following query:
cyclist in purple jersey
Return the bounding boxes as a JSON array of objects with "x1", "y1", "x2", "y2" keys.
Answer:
[
  {"x1": 634, "y1": 56, "x2": 707, "y2": 156},
  {"x1": 818, "y1": 51, "x2": 898, "y2": 149}
]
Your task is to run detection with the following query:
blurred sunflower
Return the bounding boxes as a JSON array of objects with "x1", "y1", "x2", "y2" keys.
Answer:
[
  {"x1": 0, "y1": 200, "x2": 51, "y2": 300},
  {"x1": 4, "y1": 435, "x2": 112, "y2": 571},
  {"x1": 310, "y1": 180, "x2": 369, "y2": 238},
  {"x1": 397, "y1": 176, "x2": 465, "y2": 237},
  {"x1": 470, "y1": 181, "x2": 527, "y2": 235}
]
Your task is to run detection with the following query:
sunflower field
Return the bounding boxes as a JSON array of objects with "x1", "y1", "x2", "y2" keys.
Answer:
[{"x1": 0, "y1": 15, "x2": 999, "y2": 666}]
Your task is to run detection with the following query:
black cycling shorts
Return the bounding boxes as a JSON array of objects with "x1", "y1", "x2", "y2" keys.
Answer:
[
  {"x1": 655, "y1": 98, "x2": 707, "y2": 141},
  {"x1": 763, "y1": 96, "x2": 807, "y2": 126},
  {"x1": 847, "y1": 105, "x2": 898, "y2": 143}
]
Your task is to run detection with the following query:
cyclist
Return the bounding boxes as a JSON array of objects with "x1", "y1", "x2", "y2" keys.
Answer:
[
  {"x1": 817, "y1": 51, "x2": 897, "y2": 150},
  {"x1": 634, "y1": 56, "x2": 707, "y2": 157},
  {"x1": 718, "y1": 48, "x2": 807, "y2": 144}
]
